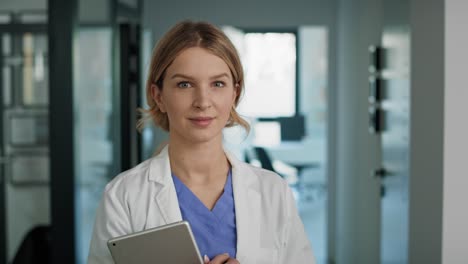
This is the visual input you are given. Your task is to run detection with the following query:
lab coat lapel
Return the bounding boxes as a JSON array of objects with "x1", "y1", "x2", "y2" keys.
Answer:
[
  {"x1": 148, "y1": 146, "x2": 182, "y2": 225},
  {"x1": 227, "y1": 151, "x2": 261, "y2": 263}
]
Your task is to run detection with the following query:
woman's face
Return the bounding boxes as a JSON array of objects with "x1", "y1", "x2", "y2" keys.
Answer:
[{"x1": 152, "y1": 47, "x2": 238, "y2": 145}]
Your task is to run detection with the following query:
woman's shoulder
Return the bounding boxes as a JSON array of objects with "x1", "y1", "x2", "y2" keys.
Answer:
[
  {"x1": 103, "y1": 157, "x2": 159, "y2": 196},
  {"x1": 233, "y1": 161, "x2": 295, "y2": 217},
  {"x1": 243, "y1": 162, "x2": 282, "y2": 179},
  {"x1": 228, "y1": 151, "x2": 285, "y2": 183},
  {"x1": 234, "y1": 159, "x2": 289, "y2": 191}
]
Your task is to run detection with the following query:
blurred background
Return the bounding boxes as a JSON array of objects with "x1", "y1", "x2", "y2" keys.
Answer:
[{"x1": 0, "y1": 0, "x2": 466, "y2": 263}]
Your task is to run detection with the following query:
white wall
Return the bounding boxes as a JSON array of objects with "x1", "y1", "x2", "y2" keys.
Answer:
[
  {"x1": 409, "y1": 0, "x2": 444, "y2": 263},
  {"x1": 334, "y1": 0, "x2": 382, "y2": 263},
  {"x1": 442, "y1": 0, "x2": 468, "y2": 263},
  {"x1": 143, "y1": 0, "x2": 333, "y2": 44}
]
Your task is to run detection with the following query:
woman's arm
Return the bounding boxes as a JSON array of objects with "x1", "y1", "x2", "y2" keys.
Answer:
[{"x1": 87, "y1": 184, "x2": 132, "y2": 264}]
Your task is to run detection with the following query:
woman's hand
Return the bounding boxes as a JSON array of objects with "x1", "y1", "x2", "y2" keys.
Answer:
[{"x1": 204, "y1": 253, "x2": 240, "y2": 264}]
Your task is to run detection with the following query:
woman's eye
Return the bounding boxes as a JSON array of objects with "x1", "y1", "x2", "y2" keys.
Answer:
[
  {"x1": 177, "y1": 82, "x2": 191, "y2": 88},
  {"x1": 214, "y1": 81, "x2": 225, "y2": 88}
]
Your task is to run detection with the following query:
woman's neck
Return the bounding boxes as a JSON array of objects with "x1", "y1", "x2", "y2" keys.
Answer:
[{"x1": 167, "y1": 139, "x2": 229, "y2": 184}]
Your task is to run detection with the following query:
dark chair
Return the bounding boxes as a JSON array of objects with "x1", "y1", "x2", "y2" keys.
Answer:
[
  {"x1": 12, "y1": 225, "x2": 51, "y2": 264},
  {"x1": 243, "y1": 149, "x2": 251, "y2": 163},
  {"x1": 253, "y1": 147, "x2": 276, "y2": 173}
]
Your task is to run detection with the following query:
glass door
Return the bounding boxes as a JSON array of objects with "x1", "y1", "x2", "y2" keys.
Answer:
[
  {"x1": 374, "y1": 1, "x2": 411, "y2": 263},
  {"x1": 222, "y1": 25, "x2": 329, "y2": 264},
  {"x1": 0, "y1": 12, "x2": 50, "y2": 263},
  {"x1": 73, "y1": 27, "x2": 116, "y2": 264}
]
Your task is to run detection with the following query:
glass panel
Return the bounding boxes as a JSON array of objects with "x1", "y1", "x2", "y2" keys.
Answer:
[
  {"x1": 296, "y1": 26, "x2": 328, "y2": 264},
  {"x1": 2, "y1": 34, "x2": 12, "y2": 55},
  {"x1": 380, "y1": 3, "x2": 410, "y2": 262},
  {"x1": 10, "y1": 155, "x2": 49, "y2": 184},
  {"x1": 74, "y1": 27, "x2": 114, "y2": 264},
  {"x1": 9, "y1": 113, "x2": 48, "y2": 146},
  {"x1": 4, "y1": 32, "x2": 50, "y2": 263},
  {"x1": 2, "y1": 34, "x2": 12, "y2": 106},
  {"x1": 22, "y1": 33, "x2": 48, "y2": 106},
  {"x1": 3, "y1": 66, "x2": 12, "y2": 106}
]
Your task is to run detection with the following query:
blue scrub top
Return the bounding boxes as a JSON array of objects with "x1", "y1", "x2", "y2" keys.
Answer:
[{"x1": 172, "y1": 169, "x2": 237, "y2": 259}]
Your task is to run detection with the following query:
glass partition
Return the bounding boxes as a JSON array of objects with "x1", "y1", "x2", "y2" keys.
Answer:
[
  {"x1": 0, "y1": 15, "x2": 50, "y2": 262},
  {"x1": 223, "y1": 25, "x2": 328, "y2": 264},
  {"x1": 73, "y1": 27, "x2": 115, "y2": 264}
]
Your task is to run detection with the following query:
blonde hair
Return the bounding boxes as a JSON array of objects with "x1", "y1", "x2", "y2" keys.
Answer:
[{"x1": 138, "y1": 20, "x2": 250, "y2": 133}]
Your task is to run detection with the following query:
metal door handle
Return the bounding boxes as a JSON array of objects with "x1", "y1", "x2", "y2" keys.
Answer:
[{"x1": 372, "y1": 167, "x2": 393, "y2": 178}]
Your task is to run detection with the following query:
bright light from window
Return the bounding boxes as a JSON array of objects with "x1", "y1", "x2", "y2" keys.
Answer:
[
  {"x1": 253, "y1": 121, "x2": 281, "y2": 146},
  {"x1": 223, "y1": 29, "x2": 296, "y2": 118}
]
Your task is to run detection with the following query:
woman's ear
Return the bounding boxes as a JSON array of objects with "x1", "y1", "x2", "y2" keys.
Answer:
[
  {"x1": 232, "y1": 83, "x2": 240, "y2": 104},
  {"x1": 151, "y1": 84, "x2": 166, "y2": 113}
]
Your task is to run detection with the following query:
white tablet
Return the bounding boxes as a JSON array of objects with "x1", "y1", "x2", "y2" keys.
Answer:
[{"x1": 107, "y1": 221, "x2": 203, "y2": 264}]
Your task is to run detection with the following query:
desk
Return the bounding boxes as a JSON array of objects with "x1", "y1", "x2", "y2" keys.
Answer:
[
  {"x1": 287, "y1": 162, "x2": 320, "y2": 177},
  {"x1": 267, "y1": 138, "x2": 325, "y2": 165}
]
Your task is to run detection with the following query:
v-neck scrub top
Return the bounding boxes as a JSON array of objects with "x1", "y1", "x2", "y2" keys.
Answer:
[{"x1": 172, "y1": 169, "x2": 237, "y2": 260}]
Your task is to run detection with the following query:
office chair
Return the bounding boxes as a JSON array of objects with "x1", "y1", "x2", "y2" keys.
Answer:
[
  {"x1": 243, "y1": 149, "x2": 251, "y2": 163},
  {"x1": 254, "y1": 147, "x2": 326, "y2": 201},
  {"x1": 12, "y1": 225, "x2": 51, "y2": 264},
  {"x1": 253, "y1": 146, "x2": 277, "y2": 174},
  {"x1": 248, "y1": 146, "x2": 299, "y2": 187}
]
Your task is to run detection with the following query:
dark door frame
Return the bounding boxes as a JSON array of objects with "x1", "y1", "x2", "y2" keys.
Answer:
[{"x1": 48, "y1": 0, "x2": 77, "y2": 262}]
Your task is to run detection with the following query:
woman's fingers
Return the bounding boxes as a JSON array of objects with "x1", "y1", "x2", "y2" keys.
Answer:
[
  {"x1": 204, "y1": 253, "x2": 240, "y2": 264},
  {"x1": 208, "y1": 253, "x2": 230, "y2": 264},
  {"x1": 224, "y1": 258, "x2": 240, "y2": 264}
]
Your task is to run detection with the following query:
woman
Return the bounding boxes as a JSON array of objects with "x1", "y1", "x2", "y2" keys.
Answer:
[{"x1": 88, "y1": 20, "x2": 315, "y2": 264}]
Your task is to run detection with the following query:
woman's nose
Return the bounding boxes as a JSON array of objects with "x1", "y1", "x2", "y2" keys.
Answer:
[{"x1": 192, "y1": 86, "x2": 211, "y2": 110}]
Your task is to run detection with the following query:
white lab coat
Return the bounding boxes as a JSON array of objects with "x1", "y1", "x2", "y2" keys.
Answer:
[{"x1": 88, "y1": 146, "x2": 315, "y2": 264}]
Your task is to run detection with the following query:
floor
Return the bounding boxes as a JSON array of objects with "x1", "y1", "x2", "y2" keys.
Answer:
[
  {"x1": 293, "y1": 167, "x2": 327, "y2": 264},
  {"x1": 293, "y1": 169, "x2": 408, "y2": 264}
]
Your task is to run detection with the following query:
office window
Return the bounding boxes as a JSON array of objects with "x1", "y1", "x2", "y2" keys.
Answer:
[{"x1": 223, "y1": 27, "x2": 297, "y2": 118}]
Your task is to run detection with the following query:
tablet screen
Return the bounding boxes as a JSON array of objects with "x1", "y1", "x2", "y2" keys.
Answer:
[{"x1": 107, "y1": 221, "x2": 203, "y2": 264}]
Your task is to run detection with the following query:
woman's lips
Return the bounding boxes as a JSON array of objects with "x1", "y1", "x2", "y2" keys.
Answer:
[{"x1": 189, "y1": 117, "x2": 214, "y2": 127}]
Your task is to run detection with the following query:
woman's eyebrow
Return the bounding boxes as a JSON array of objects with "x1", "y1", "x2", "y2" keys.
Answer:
[
  {"x1": 170, "y1": 73, "x2": 230, "y2": 80},
  {"x1": 170, "y1": 73, "x2": 195, "y2": 80},
  {"x1": 210, "y1": 73, "x2": 230, "y2": 80}
]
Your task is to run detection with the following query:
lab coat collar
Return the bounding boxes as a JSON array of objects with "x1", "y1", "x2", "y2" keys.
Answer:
[
  {"x1": 148, "y1": 145, "x2": 261, "y2": 261},
  {"x1": 147, "y1": 145, "x2": 259, "y2": 190},
  {"x1": 148, "y1": 146, "x2": 183, "y2": 224}
]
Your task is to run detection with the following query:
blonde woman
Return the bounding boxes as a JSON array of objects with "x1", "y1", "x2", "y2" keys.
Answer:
[{"x1": 88, "y1": 21, "x2": 315, "y2": 264}]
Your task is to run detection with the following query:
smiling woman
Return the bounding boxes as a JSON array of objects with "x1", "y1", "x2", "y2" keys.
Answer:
[
  {"x1": 151, "y1": 47, "x2": 237, "y2": 144},
  {"x1": 139, "y1": 21, "x2": 249, "y2": 133},
  {"x1": 87, "y1": 20, "x2": 316, "y2": 264}
]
